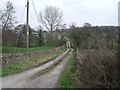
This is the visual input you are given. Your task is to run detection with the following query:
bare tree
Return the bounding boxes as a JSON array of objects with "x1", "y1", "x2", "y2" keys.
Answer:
[
  {"x1": 1, "y1": 1, "x2": 17, "y2": 31},
  {"x1": 39, "y1": 6, "x2": 62, "y2": 33}
]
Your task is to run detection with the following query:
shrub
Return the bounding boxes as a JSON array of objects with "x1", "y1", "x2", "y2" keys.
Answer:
[{"x1": 75, "y1": 49, "x2": 119, "y2": 88}]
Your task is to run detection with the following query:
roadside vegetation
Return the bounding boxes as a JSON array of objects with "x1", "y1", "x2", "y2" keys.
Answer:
[
  {"x1": 69, "y1": 23, "x2": 119, "y2": 88},
  {"x1": 74, "y1": 49, "x2": 118, "y2": 88}
]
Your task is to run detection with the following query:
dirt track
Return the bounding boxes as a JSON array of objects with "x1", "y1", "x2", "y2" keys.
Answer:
[{"x1": 2, "y1": 49, "x2": 73, "y2": 88}]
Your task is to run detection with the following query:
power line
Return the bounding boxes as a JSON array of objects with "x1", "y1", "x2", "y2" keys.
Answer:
[{"x1": 31, "y1": 0, "x2": 41, "y2": 26}]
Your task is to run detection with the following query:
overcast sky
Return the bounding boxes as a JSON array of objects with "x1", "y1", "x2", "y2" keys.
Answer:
[{"x1": 0, "y1": 0, "x2": 120, "y2": 28}]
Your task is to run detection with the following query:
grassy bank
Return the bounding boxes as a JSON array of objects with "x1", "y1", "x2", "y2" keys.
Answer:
[
  {"x1": 57, "y1": 51, "x2": 76, "y2": 88},
  {"x1": 2, "y1": 48, "x2": 66, "y2": 77},
  {"x1": 2, "y1": 46, "x2": 55, "y2": 54}
]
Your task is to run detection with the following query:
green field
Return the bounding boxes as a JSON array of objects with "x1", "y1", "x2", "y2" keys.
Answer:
[{"x1": 2, "y1": 46, "x2": 55, "y2": 54}]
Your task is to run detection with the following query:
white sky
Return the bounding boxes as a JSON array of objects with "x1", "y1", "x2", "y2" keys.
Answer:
[{"x1": 0, "y1": 0, "x2": 120, "y2": 28}]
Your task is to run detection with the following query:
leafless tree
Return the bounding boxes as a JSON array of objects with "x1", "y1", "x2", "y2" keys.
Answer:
[
  {"x1": 39, "y1": 6, "x2": 62, "y2": 33},
  {"x1": 0, "y1": 1, "x2": 17, "y2": 31}
]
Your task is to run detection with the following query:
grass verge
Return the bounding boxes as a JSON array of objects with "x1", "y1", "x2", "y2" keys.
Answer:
[
  {"x1": 56, "y1": 51, "x2": 76, "y2": 88},
  {"x1": 2, "y1": 48, "x2": 66, "y2": 77}
]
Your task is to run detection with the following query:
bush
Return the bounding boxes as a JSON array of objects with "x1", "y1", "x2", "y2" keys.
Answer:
[{"x1": 75, "y1": 49, "x2": 119, "y2": 88}]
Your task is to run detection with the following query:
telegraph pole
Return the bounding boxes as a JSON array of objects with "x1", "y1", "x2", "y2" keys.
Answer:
[{"x1": 26, "y1": 0, "x2": 30, "y2": 57}]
